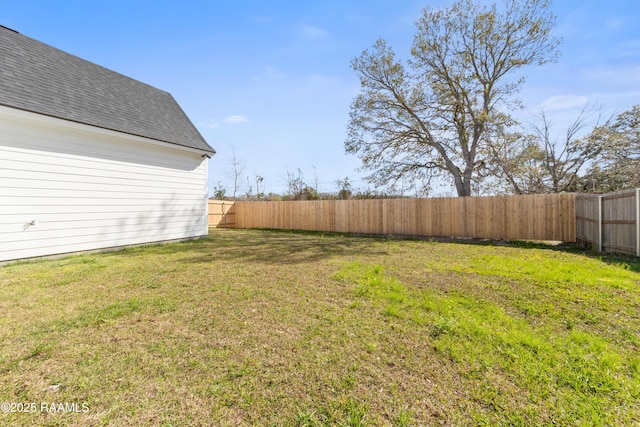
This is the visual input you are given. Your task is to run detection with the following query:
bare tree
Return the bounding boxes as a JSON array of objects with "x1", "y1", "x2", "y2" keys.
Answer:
[
  {"x1": 579, "y1": 105, "x2": 640, "y2": 192},
  {"x1": 346, "y1": 0, "x2": 560, "y2": 196},
  {"x1": 534, "y1": 107, "x2": 605, "y2": 192},
  {"x1": 490, "y1": 105, "x2": 616, "y2": 193},
  {"x1": 483, "y1": 129, "x2": 547, "y2": 194},
  {"x1": 486, "y1": 103, "x2": 640, "y2": 194},
  {"x1": 311, "y1": 165, "x2": 320, "y2": 195},
  {"x1": 255, "y1": 175, "x2": 265, "y2": 200},
  {"x1": 286, "y1": 168, "x2": 304, "y2": 200},
  {"x1": 245, "y1": 176, "x2": 253, "y2": 199},
  {"x1": 227, "y1": 146, "x2": 245, "y2": 201}
]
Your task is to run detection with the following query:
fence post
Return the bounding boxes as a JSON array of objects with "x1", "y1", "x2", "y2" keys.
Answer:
[
  {"x1": 636, "y1": 189, "x2": 640, "y2": 257},
  {"x1": 598, "y1": 195, "x2": 603, "y2": 253}
]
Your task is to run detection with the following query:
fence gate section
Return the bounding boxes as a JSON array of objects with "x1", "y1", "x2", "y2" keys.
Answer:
[
  {"x1": 577, "y1": 189, "x2": 640, "y2": 257},
  {"x1": 208, "y1": 200, "x2": 236, "y2": 228}
]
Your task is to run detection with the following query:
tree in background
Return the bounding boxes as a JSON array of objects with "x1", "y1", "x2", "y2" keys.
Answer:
[
  {"x1": 336, "y1": 177, "x2": 353, "y2": 199},
  {"x1": 530, "y1": 107, "x2": 610, "y2": 193},
  {"x1": 346, "y1": 0, "x2": 560, "y2": 197},
  {"x1": 284, "y1": 169, "x2": 320, "y2": 200},
  {"x1": 211, "y1": 182, "x2": 227, "y2": 200},
  {"x1": 255, "y1": 175, "x2": 265, "y2": 200},
  {"x1": 227, "y1": 146, "x2": 245, "y2": 201},
  {"x1": 578, "y1": 105, "x2": 640, "y2": 192},
  {"x1": 482, "y1": 129, "x2": 547, "y2": 194},
  {"x1": 487, "y1": 105, "x2": 640, "y2": 194},
  {"x1": 487, "y1": 105, "x2": 609, "y2": 194}
]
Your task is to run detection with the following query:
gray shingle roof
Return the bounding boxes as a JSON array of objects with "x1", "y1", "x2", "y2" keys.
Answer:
[{"x1": 0, "y1": 25, "x2": 214, "y2": 155}]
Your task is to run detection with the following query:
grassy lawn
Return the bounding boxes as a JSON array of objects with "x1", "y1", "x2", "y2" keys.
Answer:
[{"x1": 0, "y1": 229, "x2": 639, "y2": 426}]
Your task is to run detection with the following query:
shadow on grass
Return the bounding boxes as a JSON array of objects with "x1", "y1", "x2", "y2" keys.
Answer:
[
  {"x1": 580, "y1": 249, "x2": 640, "y2": 273},
  {"x1": 416, "y1": 234, "x2": 640, "y2": 273},
  {"x1": 184, "y1": 228, "x2": 391, "y2": 265},
  {"x1": 500, "y1": 239, "x2": 640, "y2": 273},
  {"x1": 202, "y1": 228, "x2": 640, "y2": 272},
  {"x1": 95, "y1": 228, "x2": 639, "y2": 273}
]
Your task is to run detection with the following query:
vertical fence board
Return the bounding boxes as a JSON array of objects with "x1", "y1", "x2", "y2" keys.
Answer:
[
  {"x1": 602, "y1": 190, "x2": 636, "y2": 255},
  {"x1": 576, "y1": 194, "x2": 600, "y2": 248}
]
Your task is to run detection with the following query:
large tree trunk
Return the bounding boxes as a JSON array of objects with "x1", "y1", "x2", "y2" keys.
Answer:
[{"x1": 452, "y1": 168, "x2": 472, "y2": 197}]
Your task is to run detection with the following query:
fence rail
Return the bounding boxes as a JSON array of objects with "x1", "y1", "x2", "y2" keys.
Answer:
[
  {"x1": 576, "y1": 189, "x2": 639, "y2": 256},
  {"x1": 228, "y1": 194, "x2": 577, "y2": 242}
]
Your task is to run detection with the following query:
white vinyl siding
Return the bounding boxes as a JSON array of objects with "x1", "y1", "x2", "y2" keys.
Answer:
[{"x1": 0, "y1": 106, "x2": 208, "y2": 262}]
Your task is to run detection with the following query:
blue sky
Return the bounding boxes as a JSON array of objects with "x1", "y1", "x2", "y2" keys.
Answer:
[{"x1": 3, "y1": 1, "x2": 640, "y2": 196}]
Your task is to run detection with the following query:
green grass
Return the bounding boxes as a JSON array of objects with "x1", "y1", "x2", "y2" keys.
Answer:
[{"x1": 0, "y1": 229, "x2": 638, "y2": 426}]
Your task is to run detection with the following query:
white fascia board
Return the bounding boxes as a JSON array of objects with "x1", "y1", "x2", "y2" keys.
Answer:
[{"x1": 0, "y1": 104, "x2": 210, "y2": 157}]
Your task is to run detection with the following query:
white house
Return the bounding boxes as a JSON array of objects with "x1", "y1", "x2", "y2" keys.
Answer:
[{"x1": 0, "y1": 25, "x2": 215, "y2": 262}]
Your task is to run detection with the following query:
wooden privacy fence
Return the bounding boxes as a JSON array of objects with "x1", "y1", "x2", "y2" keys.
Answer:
[
  {"x1": 208, "y1": 200, "x2": 236, "y2": 228},
  {"x1": 227, "y1": 194, "x2": 576, "y2": 242},
  {"x1": 576, "y1": 189, "x2": 640, "y2": 256}
]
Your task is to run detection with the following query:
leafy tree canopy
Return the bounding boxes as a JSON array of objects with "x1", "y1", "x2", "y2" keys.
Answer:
[{"x1": 346, "y1": 0, "x2": 560, "y2": 196}]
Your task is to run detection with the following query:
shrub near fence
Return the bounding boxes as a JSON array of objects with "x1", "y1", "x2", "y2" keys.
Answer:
[{"x1": 232, "y1": 194, "x2": 577, "y2": 242}]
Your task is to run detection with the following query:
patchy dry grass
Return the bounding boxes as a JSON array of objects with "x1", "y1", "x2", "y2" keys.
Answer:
[{"x1": 0, "y1": 229, "x2": 638, "y2": 426}]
